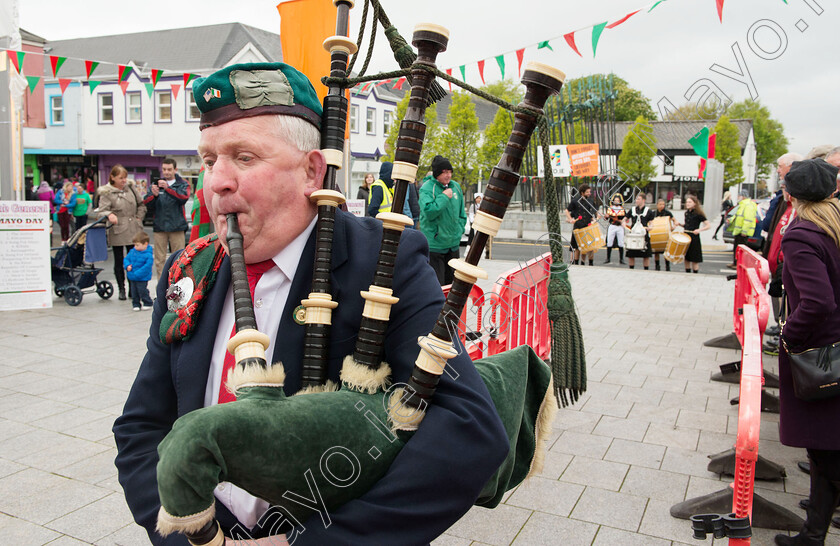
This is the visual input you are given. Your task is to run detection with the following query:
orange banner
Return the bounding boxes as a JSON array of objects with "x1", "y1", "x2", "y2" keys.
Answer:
[
  {"x1": 277, "y1": 0, "x2": 334, "y2": 103},
  {"x1": 566, "y1": 144, "x2": 601, "y2": 177}
]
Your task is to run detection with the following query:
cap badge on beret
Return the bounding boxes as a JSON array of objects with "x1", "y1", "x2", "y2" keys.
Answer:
[
  {"x1": 203, "y1": 88, "x2": 221, "y2": 102},
  {"x1": 231, "y1": 69, "x2": 295, "y2": 110}
]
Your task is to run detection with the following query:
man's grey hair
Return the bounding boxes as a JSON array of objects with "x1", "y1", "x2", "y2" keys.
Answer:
[
  {"x1": 777, "y1": 152, "x2": 804, "y2": 166},
  {"x1": 806, "y1": 144, "x2": 834, "y2": 160},
  {"x1": 825, "y1": 147, "x2": 840, "y2": 162},
  {"x1": 270, "y1": 115, "x2": 321, "y2": 153}
]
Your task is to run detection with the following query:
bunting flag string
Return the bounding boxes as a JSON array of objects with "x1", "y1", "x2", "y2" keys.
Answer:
[
  {"x1": 50, "y1": 55, "x2": 67, "y2": 77},
  {"x1": 606, "y1": 10, "x2": 640, "y2": 29}
]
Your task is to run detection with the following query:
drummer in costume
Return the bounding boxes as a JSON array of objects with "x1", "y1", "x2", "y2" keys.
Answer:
[
  {"x1": 679, "y1": 194, "x2": 711, "y2": 273},
  {"x1": 652, "y1": 198, "x2": 676, "y2": 271},
  {"x1": 565, "y1": 183, "x2": 599, "y2": 266},
  {"x1": 112, "y1": 62, "x2": 508, "y2": 544},
  {"x1": 623, "y1": 193, "x2": 655, "y2": 270},
  {"x1": 603, "y1": 193, "x2": 626, "y2": 265}
]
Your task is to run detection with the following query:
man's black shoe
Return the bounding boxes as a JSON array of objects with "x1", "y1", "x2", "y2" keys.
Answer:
[
  {"x1": 119, "y1": 288, "x2": 127, "y2": 301},
  {"x1": 766, "y1": 324, "x2": 781, "y2": 336},
  {"x1": 798, "y1": 461, "x2": 811, "y2": 475}
]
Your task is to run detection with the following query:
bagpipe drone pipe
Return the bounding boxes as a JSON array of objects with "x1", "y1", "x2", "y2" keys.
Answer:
[{"x1": 154, "y1": 8, "x2": 567, "y2": 545}]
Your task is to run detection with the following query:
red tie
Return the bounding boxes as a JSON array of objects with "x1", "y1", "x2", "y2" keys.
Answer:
[{"x1": 217, "y1": 259, "x2": 276, "y2": 404}]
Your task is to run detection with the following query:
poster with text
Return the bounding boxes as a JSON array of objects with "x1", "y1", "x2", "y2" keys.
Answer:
[
  {"x1": 346, "y1": 199, "x2": 366, "y2": 217},
  {"x1": 536, "y1": 144, "x2": 600, "y2": 178},
  {"x1": 0, "y1": 201, "x2": 52, "y2": 311}
]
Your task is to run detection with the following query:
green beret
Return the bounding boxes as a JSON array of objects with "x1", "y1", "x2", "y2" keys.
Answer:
[{"x1": 193, "y1": 62, "x2": 322, "y2": 130}]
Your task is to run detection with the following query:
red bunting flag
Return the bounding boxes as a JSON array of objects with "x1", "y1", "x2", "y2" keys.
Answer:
[
  {"x1": 564, "y1": 32, "x2": 582, "y2": 57},
  {"x1": 445, "y1": 68, "x2": 452, "y2": 91},
  {"x1": 477, "y1": 60, "x2": 486, "y2": 84},
  {"x1": 50, "y1": 55, "x2": 67, "y2": 77},
  {"x1": 85, "y1": 60, "x2": 99, "y2": 79},
  {"x1": 375, "y1": 79, "x2": 391, "y2": 87},
  {"x1": 394, "y1": 76, "x2": 406, "y2": 90},
  {"x1": 171, "y1": 83, "x2": 181, "y2": 100},
  {"x1": 58, "y1": 78, "x2": 72, "y2": 94},
  {"x1": 708, "y1": 132, "x2": 717, "y2": 159},
  {"x1": 716, "y1": 0, "x2": 725, "y2": 22},
  {"x1": 183, "y1": 73, "x2": 197, "y2": 88},
  {"x1": 118, "y1": 65, "x2": 132, "y2": 82},
  {"x1": 119, "y1": 81, "x2": 130, "y2": 95},
  {"x1": 6, "y1": 50, "x2": 24, "y2": 72},
  {"x1": 151, "y1": 68, "x2": 162, "y2": 86},
  {"x1": 515, "y1": 48, "x2": 524, "y2": 77},
  {"x1": 606, "y1": 10, "x2": 641, "y2": 29}
]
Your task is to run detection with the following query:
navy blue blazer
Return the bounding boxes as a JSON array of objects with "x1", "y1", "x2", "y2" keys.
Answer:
[{"x1": 113, "y1": 209, "x2": 508, "y2": 545}]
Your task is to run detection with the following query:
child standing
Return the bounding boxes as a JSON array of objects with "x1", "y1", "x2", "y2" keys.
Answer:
[{"x1": 123, "y1": 231, "x2": 154, "y2": 311}]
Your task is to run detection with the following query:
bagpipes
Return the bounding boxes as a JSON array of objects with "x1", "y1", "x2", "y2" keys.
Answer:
[{"x1": 154, "y1": 2, "x2": 573, "y2": 544}]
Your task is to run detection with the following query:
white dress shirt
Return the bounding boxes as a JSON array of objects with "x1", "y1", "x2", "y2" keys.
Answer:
[{"x1": 203, "y1": 217, "x2": 317, "y2": 530}]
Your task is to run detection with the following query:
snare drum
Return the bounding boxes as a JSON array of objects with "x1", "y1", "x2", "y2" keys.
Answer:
[
  {"x1": 573, "y1": 223, "x2": 605, "y2": 253},
  {"x1": 664, "y1": 232, "x2": 692, "y2": 263},
  {"x1": 649, "y1": 216, "x2": 671, "y2": 253},
  {"x1": 625, "y1": 230, "x2": 647, "y2": 251}
]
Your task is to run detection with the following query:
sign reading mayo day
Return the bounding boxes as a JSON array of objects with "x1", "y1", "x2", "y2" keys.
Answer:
[
  {"x1": 346, "y1": 199, "x2": 366, "y2": 217},
  {"x1": 0, "y1": 201, "x2": 52, "y2": 311},
  {"x1": 537, "y1": 144, "x2": 601, "y2": 178}
]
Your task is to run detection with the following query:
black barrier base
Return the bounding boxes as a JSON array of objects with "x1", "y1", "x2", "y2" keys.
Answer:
[
  {"x1": 711, "y1": 363, "x2": 781, "y2": 388},
  {"x1": 730, "y1": 389, "x2": 780, "y2": 413},
  {"x1": 704, "y1": 332, "x2": 742, "y2": 350},
  {"x1": 707, "y1": 448, "x2": 787, "y2": 480},
  {"x1": 670, "y1": 488, "x2": 803, "y2": 531}
]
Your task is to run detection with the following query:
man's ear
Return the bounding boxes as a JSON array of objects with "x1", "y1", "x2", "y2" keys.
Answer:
[{"x1": 303, "y1": 150, "x2": 327, "y2": 196}]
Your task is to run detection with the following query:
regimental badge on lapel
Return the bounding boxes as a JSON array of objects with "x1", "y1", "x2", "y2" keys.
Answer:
[{"x1": 166, "y1": 278, "x2": 195, "y2": 312}]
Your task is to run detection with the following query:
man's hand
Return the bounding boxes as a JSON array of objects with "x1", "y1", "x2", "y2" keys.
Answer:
[
  {"x1": 151, "y1": 185, "x2": 160, "y2": 196},
  {"x1": 443, "y1": 188, "x2": 453, "y2": 198},
  {"x1": 126, "y1": 265, "x2": 132, "y2": 272},
  {"x1": 157, "y1": 179, "x2": 169, "y2": 190},
  {"x1": 107, "y1": 213, "x2": 118, "y2": 224}
]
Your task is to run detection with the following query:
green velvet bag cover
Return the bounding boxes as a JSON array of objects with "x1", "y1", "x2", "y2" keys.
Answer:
[{"x1": 473, "y1": 345, "x2": 554, "y2": 507}]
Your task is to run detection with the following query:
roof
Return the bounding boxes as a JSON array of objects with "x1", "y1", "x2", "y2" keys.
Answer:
[
  {"x1": 20, "y1": 29, "x2": 47, "y2": 44},
  {"x1": 433, "y1": 93, "x2": 499, "y2": 131},
  {"x1": 606, "y1": 119, "x2": 754, "y2": 153},
  {"x1": 42, "y1": 23, "x2": 283, "y2": 79}
]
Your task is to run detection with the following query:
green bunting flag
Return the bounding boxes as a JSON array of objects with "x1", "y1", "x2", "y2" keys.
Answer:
[
  {"x1": 151, "y1": 68, "x2": 162, "y2": 86},
  {"x1": 495, "y1": 54, "x2": 505, "y2": 79},
  {"x1": 648, "y1": 0, "x2": 667, "y2": 12},
  {"x1": 85, "y1": 60, "x2": 99, "y2": 79},
  {"x1": 6, "y1": 50, "x2": 24, "y2": 72},
  {"x1": 592, "y1": 22, "x2": 608, "y2": 56},
  {"x1": 50, "y1": 55, "x2": 67, "y2": 77},
  {"x1": 459, "y1": 65, "x2": 466, "y2": 81},
  {"x1": 118, "y1": 65, "x2": 131, "y2": 82},
  {"x1": 183, "y1": 73, "x2": 197, "y2": 88},
  {"x1": 688, "y1": 127, "x2": 710, "y2": 159},
  {"x1": 538, "y1": 41, "x2": 554, "y2": 52},
  {"x1": 145, "y1": 83, "x2": 155, "y2": 98},
  {"x1": 88, "y1": 80, "x2": 102, "y2": 94},
  {"x1": 26, "y1": 76, "x2": 40, "y2": 93}
]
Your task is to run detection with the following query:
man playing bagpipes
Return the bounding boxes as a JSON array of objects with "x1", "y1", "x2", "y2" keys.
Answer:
[{"x1": 112, "y1": 61, "x2": 509, "y2": 545}]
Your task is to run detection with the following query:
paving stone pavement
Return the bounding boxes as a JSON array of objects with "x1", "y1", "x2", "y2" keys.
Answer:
[{"x1": 1, "y1": 252, "x2": 839, "y2": 545}]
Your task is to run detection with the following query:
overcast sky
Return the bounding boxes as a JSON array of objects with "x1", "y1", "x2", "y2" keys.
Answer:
[{"x1": 18, "y1": 0, "x2": 838, "y2": 154}]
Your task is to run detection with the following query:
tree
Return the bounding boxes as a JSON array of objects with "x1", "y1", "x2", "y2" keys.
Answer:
[
  {"x1": 562, "y1": 74, "x2": 657, "y2": 122},
  {"x1": 475, "y1": 81, "x2": 521, "y2": 180},
  {"x1": 713, "y1": 115, "x2": 744, "y2": 188},
  {"x1": 726, "y1": 99, "x2": 788, "y2": 180},
  {"x1": 382, "y1": 92, "x2": 440, "y2": 174},
  {"x1": 661, "y1": 101, "x2": 727, "y2": 121},
  {"x1": 617, "y1": 116, "x2": 657, "y2": 188},
  {"x1": 438, "y1": 91, "x2": 480, "y2": 189}
]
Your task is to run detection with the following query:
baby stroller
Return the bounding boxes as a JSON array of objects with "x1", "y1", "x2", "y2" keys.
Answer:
[{"x1": 51, "y1": 217, "x2": 114, "y2": 306}]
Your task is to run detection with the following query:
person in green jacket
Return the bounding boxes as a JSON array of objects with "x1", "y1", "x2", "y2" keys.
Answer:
[
  {"x1": 73, "y1": 182, "x2": 93, "y2": 232},
  {"x1": 419, "y1": 155, "x2": 467, "y2": 285},
  {"x1": 728, "y1": 189, "x2": 758, "y2": 268}
]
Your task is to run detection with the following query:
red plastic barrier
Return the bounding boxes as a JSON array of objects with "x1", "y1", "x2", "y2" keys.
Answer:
[
  {"x1": 487, "y1": 252, "x2": 552, "y2": 360},
  {"x1": 729, "y1": 244, "x2": 772, "y2": 545},
  {"x1": 440, "y1": 283, "x2": 486, "y2": 361}
]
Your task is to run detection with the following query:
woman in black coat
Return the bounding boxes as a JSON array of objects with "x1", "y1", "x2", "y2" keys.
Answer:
[{"x1": 775, "y1": 159, "x2": 840, "y2": 545}]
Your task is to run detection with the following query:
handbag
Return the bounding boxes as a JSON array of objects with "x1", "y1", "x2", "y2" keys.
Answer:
[{"x1": 779, "y1": 289, "x2": 840, "y2": 401}]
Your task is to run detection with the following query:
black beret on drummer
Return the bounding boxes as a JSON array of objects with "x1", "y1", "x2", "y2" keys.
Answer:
[{"x1": 785, "y1": 158, "x2": 839, "y2": 202}]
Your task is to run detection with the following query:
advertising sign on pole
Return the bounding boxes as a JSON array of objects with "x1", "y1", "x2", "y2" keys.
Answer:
[
  {"x1": 537, "y1": 144, "x2": 600, "y2": 178},
  {"x1": 0, "y1": 201, "x2": 52, "y2": 311}
]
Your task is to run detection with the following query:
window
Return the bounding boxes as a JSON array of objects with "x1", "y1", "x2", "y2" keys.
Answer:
[
  {"x1": 186, "y1": 90, "x2": 200, "y2": 122},
  {"x1": 98, "y1": 93, "x2": 113, "y2": 124},
  {"x1": 126, "y1": 91, "x2": 142, "y2": 123},
  {"x1": 383, "y1": 110, "x2": 393, "y2": 136},
  {"x1": 50, "y1": 96, "x2": 63, "y2": 125},
  {"x1": 155, "y1": 90, "x2": 172, "y2": 123},
  {"x1": 366, "y1": 107, "x2": 376, "y2": 135},
  {"x1": 350, "y1": 104, "x2": 359, "y2": 133}
]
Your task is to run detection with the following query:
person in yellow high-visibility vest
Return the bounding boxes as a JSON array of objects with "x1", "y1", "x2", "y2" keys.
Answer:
[
  {"x1": 727, "y1": 189, "x2": 758, "y2": 268},
  {"x1": 367, "y1": 162, "x2": 414, "y2": 219}
]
